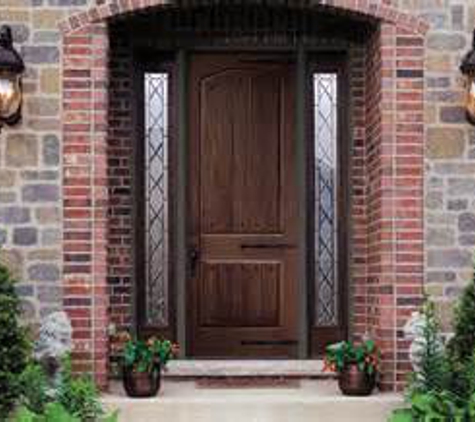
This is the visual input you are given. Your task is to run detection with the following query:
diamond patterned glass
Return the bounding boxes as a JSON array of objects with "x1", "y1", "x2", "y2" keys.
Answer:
[
  {"x1": 144, "y1": 73, "x2": 169, "y2": 327},
  {"x1": 314, "y1": 73, "x2": 339, "y2": 327}
]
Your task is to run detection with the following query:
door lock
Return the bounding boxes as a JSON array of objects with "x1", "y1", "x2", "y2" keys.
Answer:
[{"x1": 188, "y1": 246, "x2": 200, "y2": 277}]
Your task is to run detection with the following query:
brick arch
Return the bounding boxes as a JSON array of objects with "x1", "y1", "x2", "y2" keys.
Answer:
[
  {"x1": 59, "y1": 0, "x2": 429, "y2": 34},
  {"x1": 61, "y1": 0, "x2": 427, "y2": 390}
]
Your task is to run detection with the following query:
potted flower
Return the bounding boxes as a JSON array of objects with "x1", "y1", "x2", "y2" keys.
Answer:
[
  {"x1": 324, "y1": 339, "x2": 380, "y2": 396},
  {"x1": 119, "y1": 333, "x2": 179, "y2": 398}
]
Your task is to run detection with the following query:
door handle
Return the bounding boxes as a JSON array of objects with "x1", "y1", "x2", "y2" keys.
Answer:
[
  {"x1": 188, "y1": 246, "x2": 200, "y2": 277},
  {"x1": 240, "y1": 243, "x2": 296, "y2": 250}
]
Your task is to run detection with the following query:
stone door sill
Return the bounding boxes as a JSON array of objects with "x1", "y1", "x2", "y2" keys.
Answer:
[{"x1": 163, "y1": 359, "x2": 333, "y2": 378}]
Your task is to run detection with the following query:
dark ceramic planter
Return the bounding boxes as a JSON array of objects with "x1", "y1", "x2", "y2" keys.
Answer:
[
  {"x1": 122, "y1": 365, "x2": 162, "y2": 398},
  {"x1": 338, "y1": 363, "x2": 376, "y2": 396}
]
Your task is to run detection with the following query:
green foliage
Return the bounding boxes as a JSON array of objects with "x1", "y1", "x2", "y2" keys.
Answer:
[
  {"x1": 0, "y1": 262, "x2": 118, "y2": 422},
  {"x1": 123, "y1": 336, "x2": 178, "y2": 373},
  {"x1": 447, "y1": 276, "x2": 475, "y2": 399},
  {"x1": 55, "y1": 356, "x2": 105, "y2": 422},
  {"x1": 388, "y1": 277, "x2": 475, "y2": 422},
  {"x1": 324, "y1": 339, "x2": 380, "y2": 376},
  {"x1": 408, "y1": 300, "x2": 450, "y2": 395},
  {"x1": 411, "y1": 391, "x2": 466, "y2": 421},
  {"x1": 18, "y1": 361, "x2": 49, "y2": 414},
  {"x1": 10, "y1": 404, "x2": 118, "y2": 422},
  {"x1": 11, "y1": 403, "x2": 80, "y2": 422},
  {"x1": 448, "y1": 278, "x2": 475, "y2": 365},
  {"x1": 389, "y1": 391, "x2": 475, "y2": 422},
  {"x1": 42, "y1": 403, "x2": 79, "y2": 422},
  {"x1": 9, "y1": 406, "x2": 36, "y2": 422},
  {"x1": 0, "y1": 264, "x2": 30, "y2": 419},
  {"x1": 57, "y1": 376, "x2": 103, "y2": 422},
  {"x1": 387, "y1": 409, "x2": 413, "y2": 422},
  {"x1": 11, "y1": 355, "x2": 118, "y2": 422}
]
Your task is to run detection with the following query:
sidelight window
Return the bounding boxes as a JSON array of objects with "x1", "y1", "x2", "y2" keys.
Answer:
[
  {"x1": 313, "y1": 72, "x2": 339, "y2": 327},
  {"x1": 144, "y1": 72, "x2": 170, "y2": 327}
]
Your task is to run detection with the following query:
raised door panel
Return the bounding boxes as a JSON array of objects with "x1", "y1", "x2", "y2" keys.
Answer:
[
  {"x1": 200, "y1": 69, "x2": 282, "y2": 234},
  {"x1": 199, "y1": 262, "x2": 281, "y2": 327}
]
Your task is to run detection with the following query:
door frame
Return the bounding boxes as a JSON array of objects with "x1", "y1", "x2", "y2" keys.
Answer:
[{"x1": 133, "y1": 46, "x2": 351, "y2": 358}]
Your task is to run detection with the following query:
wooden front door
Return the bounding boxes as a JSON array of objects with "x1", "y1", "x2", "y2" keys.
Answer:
[{"x1": 188, "y1": 54, "x2": 300, "y2": 358}]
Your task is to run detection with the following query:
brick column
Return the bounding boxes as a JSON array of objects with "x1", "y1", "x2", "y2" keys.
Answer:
[
  {"x1": 364, "y1": 23, "x2": 425, "y2": 390},
  {"x1": 378, "y1": 23, "x2": 399, "y2": 390},
  {"x1": 62, "y1": 23, "x2": 109, "y2": 388},
  {"x1": 393, "y1": 26, "x2": 425, "y2": 388}
]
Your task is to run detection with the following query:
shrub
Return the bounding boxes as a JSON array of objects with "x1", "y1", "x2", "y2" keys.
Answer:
[
  {"x1": 55, "y1": 356, "x2": 104, "y2": 422},
  {"x1": 11, "y1": 403, "x2": 80, "y2": 422},
  {"x1": 448, "y1": 278, "x2": 475, "y2": 364},
  {"x1": 57, "y1": 376, "x2": 103, "y2": 421},
  {"x1": 388, "y1": 270, "x2": 475, "y2": 421},
  {"x1": 0, "y1": 264, "x2": 30, "y2": 419},
  {"x1": 13, "y1": 356, "x2": 118, "y2": 422},
  {"x1": 407, "y1": 300, "x2": 449, "y2": 395},
  {"x1": 447, "y1": 276, "x2": 475, "y2": 398},
  {"x1": 57, "y1": 377, "x2": 103, "y2": 422},
  {"x1": 13, "y1": 357, "x2": 117, "y2": 422},
  {"x1": 18, "y1": 361, "x2": 49, "y2": 415}
]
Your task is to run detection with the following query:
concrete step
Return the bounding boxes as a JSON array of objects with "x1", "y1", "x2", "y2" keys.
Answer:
[
  {"x1": 104, "y1": 380, "x2": 402, "y2": 422},
  {"x1": 163, "y1": 359, "x2": 333, "y2": 378}
]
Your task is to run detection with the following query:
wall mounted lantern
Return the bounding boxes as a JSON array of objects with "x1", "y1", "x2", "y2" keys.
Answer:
[
  {"x1": 460, "y1": 30, "x2": 475, "y2": 125},
  {"x1": 0, "y1": 25, "x2": 24, "y2": 131}
]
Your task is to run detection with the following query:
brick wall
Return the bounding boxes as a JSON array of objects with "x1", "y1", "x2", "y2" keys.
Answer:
[
  {"x1": 350, "y1": 44, "x2": 370, "y2": 343},
  {"x1": 365, "y1": 26, "x2": 384, "y2": 359},
  {"x1": 107, "y1": 24, "x2": 134, "y2": 350}
]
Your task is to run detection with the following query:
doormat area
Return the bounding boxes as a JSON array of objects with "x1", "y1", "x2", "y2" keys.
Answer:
[{"x1": 195, "y1": 377, "x2": 301, "y2": 389}]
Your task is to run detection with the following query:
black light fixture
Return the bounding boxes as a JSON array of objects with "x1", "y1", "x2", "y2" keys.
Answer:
[
  {"x1": 460, "y1": 30, "x2": 475, "y2": 125},
  {"x1": 0, "y1": 25, "x2": 24, "y2": 131}
]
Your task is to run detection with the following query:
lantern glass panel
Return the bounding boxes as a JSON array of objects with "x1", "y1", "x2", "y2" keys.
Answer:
[
  {"x1": 0, "y1": 72, "x2": 21, "y2": 120},
  {"x1": 466, "y1": 74, "x2": 475, "y2": 124}
]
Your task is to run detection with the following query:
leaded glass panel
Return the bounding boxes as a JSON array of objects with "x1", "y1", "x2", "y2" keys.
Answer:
[
  {"x1": 314, "y1": 73, "x2": 339, "y2": 327},
  {"x1": 144, "y1": 73, "x2": 169, "y2": 327}
]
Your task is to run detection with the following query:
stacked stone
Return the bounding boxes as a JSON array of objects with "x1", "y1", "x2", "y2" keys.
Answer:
[
  {"x1": 404, "y1": 0, "x2": 475, "y2": 331},
  {"x1": 0, "y1": 0, "x2": 93, "y2": 322}
]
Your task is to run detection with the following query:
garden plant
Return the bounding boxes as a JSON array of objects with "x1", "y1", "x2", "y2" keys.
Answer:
[
  {"x1": 389, "y1": 271, "x2": 475, "y2": 421},
  {"x1": 0, "y1": 264, "x2": 30, "y2": 419},
  {"x1": 120, "y1": 332, "x2": 179, "y2": 397},
  {"x1": 324, "y1": 338, "x2": 380, "y2": 396},
  {"x1": 0, "y1": 262, "x2": 117, "y2": 422}
]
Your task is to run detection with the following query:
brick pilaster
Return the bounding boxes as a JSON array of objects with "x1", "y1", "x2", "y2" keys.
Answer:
[{"x1": 62, "y1": 23, "x2": 109, "y2": 388}]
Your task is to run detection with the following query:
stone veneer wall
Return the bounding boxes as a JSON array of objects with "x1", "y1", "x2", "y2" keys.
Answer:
[
  {"x1": 396, "y1": 0, "x2": 475, "y2": 332},
  {"x1": 0, "y1": 0, "x2": 94, "y2": 325}
]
